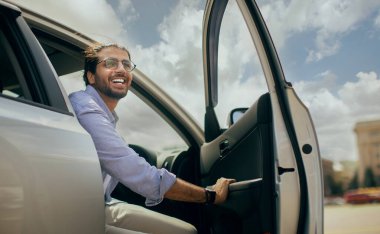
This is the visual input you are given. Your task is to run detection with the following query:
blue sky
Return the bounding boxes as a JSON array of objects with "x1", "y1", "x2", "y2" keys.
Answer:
[
  {"x1": 279, "y1": 11, "x2": 380, "y2": 86},
  {"x1": 11, "y1": 0, "x2": 380, "y2": 164}
]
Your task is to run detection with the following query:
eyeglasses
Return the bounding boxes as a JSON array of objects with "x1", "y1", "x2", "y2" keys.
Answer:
[{"x1": 97, "y1": 57, "x2": 136, "y2": 72}]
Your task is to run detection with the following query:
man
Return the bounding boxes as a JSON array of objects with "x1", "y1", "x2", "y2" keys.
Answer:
[{"x1": 69, "y1": 43, "x2": 235, "y2": 234}]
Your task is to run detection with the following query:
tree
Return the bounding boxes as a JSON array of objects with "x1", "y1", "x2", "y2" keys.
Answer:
[
  {"x1": 326, "y1": 175, "x2": 343, "y2": 196},
  {"x1": 363, "y1": 168, "x2": 377, "y2": 187},
  {"x1": 348, "y1": 171, "x2": 359, "y2": 190}
]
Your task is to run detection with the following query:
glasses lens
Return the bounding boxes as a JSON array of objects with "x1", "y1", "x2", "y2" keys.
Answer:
[
  {"x1": 122, "y1": 60, "x2": 133, "y2": 71},
  {"x1": 101, "y1": 58, "x2": 135, "y2": 71},
  {"x1": 104, "y1": 58, "x2": 118, "y2": 69}
]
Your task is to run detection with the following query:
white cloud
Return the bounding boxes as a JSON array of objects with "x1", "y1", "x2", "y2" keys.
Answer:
[
  {"x1": 130, "y1": 1, "x2": 205, "y2": 124},
  {"x1": 257, "y1": 0, "x2": 380, "y2": 62},
  {"x1": 8, "y1": 0, "x2": 127, "y2": 44},
  {"x1": 306, "y1": 32, "x2": 341, "y2": 63},
  {"x1": 116, "y1": 0, "x2": 139, "y2": 23},
  {"x1": 375, "y1": 10, "x2": 380, "y2": 28},
  {"x1": 132, "y1": 0, "x2": 268, "y2": 129},
  {"x1": 294, "y1": 71, "x2": 380, "y2": 161},
  {"x1": 339, "y1": 71, "x2": 380, "y2": 119}
]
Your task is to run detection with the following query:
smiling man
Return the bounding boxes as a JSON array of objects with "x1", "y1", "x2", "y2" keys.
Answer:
[{"x1": 69, "y1": 43, "x2": 234, "y2": 234}]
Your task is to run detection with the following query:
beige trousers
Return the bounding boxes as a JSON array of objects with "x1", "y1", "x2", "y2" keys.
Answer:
[{"x1": 105, "y1": 201, "x2": 197, "y2": 234}]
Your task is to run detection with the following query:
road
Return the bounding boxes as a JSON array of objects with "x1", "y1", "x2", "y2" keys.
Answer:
[{"x1": 324, "y1": 203, "x2": 380, "y2": 234}]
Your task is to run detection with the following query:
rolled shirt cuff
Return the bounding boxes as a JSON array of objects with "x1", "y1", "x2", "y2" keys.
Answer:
[{"x1": 145, "y1": 169, "x2": 176, "y2": 206}]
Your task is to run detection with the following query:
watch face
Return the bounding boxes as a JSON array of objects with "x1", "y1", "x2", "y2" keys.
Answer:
[{"x1": 206, "y1": 189, "x2": 216, "y2": 204}]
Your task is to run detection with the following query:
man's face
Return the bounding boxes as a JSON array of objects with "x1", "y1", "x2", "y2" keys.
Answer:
[{"x1": 88, "y1": 47, "x2": 133, "y2": 100}]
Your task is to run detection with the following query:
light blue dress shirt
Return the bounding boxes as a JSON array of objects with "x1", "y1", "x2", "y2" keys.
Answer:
[{"x1": 69, "y1": 85, "x2": 176, "y2": 206}]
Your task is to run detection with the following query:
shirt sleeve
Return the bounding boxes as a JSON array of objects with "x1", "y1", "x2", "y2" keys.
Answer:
[{"x1": 70, "y1": 95, "x2": 176, "y2": 205}]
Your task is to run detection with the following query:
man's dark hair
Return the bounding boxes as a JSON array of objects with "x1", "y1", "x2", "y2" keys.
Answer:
[{"x1": 83, "y1": 43, "x2": 131, "y2": 86}]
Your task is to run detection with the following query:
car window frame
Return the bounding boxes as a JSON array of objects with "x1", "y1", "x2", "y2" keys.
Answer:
[
  {"x1": 0, "y1": 25, "x2": 32, "y2": 100},
  {"x1": 0, "y1": 4, "x2": 72, "y2": 115}
]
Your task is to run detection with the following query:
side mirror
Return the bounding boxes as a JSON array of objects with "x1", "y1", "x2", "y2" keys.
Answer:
[{"x1": 227, "y1": 108, "x2": 248, "y2": 127}]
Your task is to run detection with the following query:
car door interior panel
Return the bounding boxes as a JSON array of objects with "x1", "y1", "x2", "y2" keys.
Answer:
[
  {"x1": 200, "y1": 93, "x2": 272, "y2": 174},
  {"x1": 202, "y1": 93, "x2": 275, "y2": 234},
  {"x1": 218, "y1": 178, "x2": 263, "y2": 217}
]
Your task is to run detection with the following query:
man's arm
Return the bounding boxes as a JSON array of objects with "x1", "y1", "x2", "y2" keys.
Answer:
[{"x1": 164, "y1": 177, "x2": 235, "y2": 204}]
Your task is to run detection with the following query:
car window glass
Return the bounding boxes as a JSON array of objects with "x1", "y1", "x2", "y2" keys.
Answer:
[
  {"x1": 215, "y1": 0, "x2": 267, "y2": 129},
  {"x1": 0, "y1": 22, "x2": 31, "y2": 100},
  {"x1": 60, "y1": 71, "x2": 188, "y2": 153}
]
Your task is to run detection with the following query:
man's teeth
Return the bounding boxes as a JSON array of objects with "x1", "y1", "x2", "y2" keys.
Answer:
[{"x1": 112, "y1": 79, "x2": 125, "y2": 83}]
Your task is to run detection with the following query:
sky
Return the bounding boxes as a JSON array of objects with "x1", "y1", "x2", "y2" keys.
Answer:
[{"x1": 8, "y1": 0, "x2": 380, "y2": 164}]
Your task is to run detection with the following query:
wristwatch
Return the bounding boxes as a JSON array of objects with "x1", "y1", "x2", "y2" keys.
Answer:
[{"x1": 205, "y1": 188, "x2": 216, "y2": 205}]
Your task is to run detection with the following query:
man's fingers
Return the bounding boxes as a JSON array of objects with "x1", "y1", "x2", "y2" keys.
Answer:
[
  {"x1": 227, "y1": 178, "x2": 236, "y2": 184},
  {"x1": 219, "y1": 178, "x2": 236, "y2": 185}
]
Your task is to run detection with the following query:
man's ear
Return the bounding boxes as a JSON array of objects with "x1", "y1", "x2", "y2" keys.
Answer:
[{"x1": 87, "y1": 71, "x2": 95, "y2": 85}]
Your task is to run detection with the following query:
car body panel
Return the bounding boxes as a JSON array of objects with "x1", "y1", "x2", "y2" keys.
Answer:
[
  {"x1": 0, "y1": 98, "x2": 105, "y2": 233},
  {"x1": 0, "y1": 2, "x2": 104, "y2": 233}
]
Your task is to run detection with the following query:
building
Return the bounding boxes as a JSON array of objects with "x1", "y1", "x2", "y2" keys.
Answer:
[{"x1": 354, "y1": 119, "x2": 380, "y2": 187}]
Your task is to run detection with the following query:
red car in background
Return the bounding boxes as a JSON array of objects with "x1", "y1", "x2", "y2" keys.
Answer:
[{"x1": 344, "y1": 188, "x2": 380, "y2": 204}]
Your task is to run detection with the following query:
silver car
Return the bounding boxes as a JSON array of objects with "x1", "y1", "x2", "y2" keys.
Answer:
[{"x1": 0, "y1": 0, "x2": 323, "y2": 233}]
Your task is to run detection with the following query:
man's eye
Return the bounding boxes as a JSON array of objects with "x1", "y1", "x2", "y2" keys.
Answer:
[
  {"x1": 122, "y1": 61, "x2": 131, "y2": 68},
  {"x1": 106, "y1": 60, "x2": 118, "y2": 67}
]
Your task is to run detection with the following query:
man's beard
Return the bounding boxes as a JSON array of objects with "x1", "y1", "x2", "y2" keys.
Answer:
[
  {"x1": 94, "y1": 74, "x2": 128, "y2": 100},
  {"x1": 103, "y1": 87, "x2": 127, "y2": 100}
]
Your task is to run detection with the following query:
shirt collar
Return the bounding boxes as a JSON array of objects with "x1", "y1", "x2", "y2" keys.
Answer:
[{"x1": 85, "y1": 85, "x2": 119, "y2": 124}]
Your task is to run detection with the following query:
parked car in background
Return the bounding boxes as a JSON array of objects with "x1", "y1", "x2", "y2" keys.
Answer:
[
  {"x1": 344, "y1": 187, "x2": 380, "y2": 204},
  {"x1": 0, "y1": 0, "x2": 324, "y2": 233}
]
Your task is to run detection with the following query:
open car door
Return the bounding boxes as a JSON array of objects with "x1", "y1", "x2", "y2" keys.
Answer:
[{"x1": 200, "y1": 0, "x2": 324, "y2": 233}]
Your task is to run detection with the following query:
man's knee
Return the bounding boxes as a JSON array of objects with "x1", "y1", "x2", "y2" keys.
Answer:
[{"x1": 105, "y1": 202, "x2": 197, "y2": 234}]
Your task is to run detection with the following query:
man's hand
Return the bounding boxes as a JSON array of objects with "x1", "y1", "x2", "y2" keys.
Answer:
[
  {"x1": 212, "y1": 177, "x2": 236, "y2": 204},
  {"x1": 164, "y1": 177, "x2": 235, "y2": 204}
]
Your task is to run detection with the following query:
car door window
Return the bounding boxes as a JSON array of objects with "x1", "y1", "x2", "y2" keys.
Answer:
[
  {"x1": 0, "y1": 12, "x2": 69, "y2": 113},
  {"x1": 0, "y1": 19, "x2": 32, "y2": 100},
  {"x1": 215, "y1": 0, "x2": 267, "y2": 128},
  {"x1": 60, "y1": 71, "x2": 188, "y2": 153}
]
